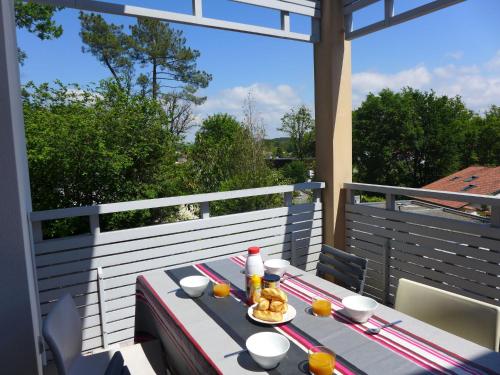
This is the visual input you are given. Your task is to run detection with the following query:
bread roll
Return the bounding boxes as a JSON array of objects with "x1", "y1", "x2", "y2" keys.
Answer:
[
  {"x1": 261, "y1": 288, "x2": 287, "y2": 303},
  {"x1": 256, "y1": 297, "x2": 270, "y2": 311},
  {"x1": 269, "y1": 300, "x2": 285, "y2": 313},
  {"x1": 281, "y1": 303, "x2": 288, "y2": 314},
  {"x1": 253, "y1": 309, "x2": 283, "y2": 322}
]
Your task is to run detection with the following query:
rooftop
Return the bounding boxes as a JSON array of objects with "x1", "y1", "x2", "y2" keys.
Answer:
[{"x1": 420, "y1": 165, "x2": 500, "y2": 209}]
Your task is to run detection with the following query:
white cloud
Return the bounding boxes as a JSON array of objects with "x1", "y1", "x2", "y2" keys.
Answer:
[
  {"x1": 485, "y1": 50, "x2": 500, "y2": 71},
  {"x1": 446, "y1": 51, "x2": 464, "y2": 60},
  {"x1": 352, "y1": 66, "x2": 432, "y2": 106},
  {"x1": 352, "y1": 52, "x2": 500, "y2": 112},
  {"x1": 194, "y1": 83, "x2": 304, "y2": 138}
]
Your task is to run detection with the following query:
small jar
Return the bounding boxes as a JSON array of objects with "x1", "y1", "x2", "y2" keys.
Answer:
[{"x1": 263, "y1": 273, "x2": 281, "y2": 289}]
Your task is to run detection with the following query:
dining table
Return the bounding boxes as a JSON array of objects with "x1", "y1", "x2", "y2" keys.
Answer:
[{"x1": 134, "y1": 255, "x2": 500, "y2": 374}]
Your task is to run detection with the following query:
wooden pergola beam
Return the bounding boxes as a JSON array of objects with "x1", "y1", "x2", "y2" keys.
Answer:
[{"x1": 314, "y1": 0, "x2": 352, "y2": 249}]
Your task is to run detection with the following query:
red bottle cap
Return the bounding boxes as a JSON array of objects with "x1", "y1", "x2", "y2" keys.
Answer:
[{"x1": 248, "y1": 246, "x2": 260, "y2": 255}]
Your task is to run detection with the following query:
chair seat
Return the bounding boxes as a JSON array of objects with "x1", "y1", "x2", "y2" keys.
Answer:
[
  {"x1": 121, "y1": 340, "x2": 165, "y2": 374},
  {"x1": 69, "y1": 350, "x2": 115, "y2": 375},
  {"x1": 44, "y1": 341, "x2": 165, "y2": 375}
]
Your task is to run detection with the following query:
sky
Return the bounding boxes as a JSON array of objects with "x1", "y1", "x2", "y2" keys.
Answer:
[{"x1": 16, "y1": 0, "x2": 500, "y2": 139}]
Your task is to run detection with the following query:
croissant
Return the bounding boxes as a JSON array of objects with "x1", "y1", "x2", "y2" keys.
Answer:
[
  {"x1": 261, "y1": 288, "x2": 287, "y2": 303},
  {"x1": 256, "y1": 297, "x2": 270, "y2": 311},
  {"x1": 253, "y1": 309, "x2": 283, "y2": 322}
]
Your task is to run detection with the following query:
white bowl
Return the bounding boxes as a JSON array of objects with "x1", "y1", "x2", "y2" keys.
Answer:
[
  {"x1": 246, "y1": 332, "x2": 290, "y2": 370},
  {"x1": 341, "y1": 295, "x2": 378, "y2": 323},
  {"x1": 264, "y1": 259, "x2": 290, "y2": 277},
  {"x1": 179, "y1": 276, "x2": 209, "y2": 298}
]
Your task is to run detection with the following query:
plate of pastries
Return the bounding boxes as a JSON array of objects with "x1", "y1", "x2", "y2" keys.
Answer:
[{"x1": 248, "y1": 287, "x2": 296, "y2": 324}]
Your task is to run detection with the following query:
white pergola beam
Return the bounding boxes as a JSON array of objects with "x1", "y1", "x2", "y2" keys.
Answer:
[
  {"x1": 31, "y1": 0, "x2": 319, "y2": 42},
  {"x1": 280, "y1": 10, "x2": 290, "y2": 32},
  {"x1": 192, "y1": 0, "x2": 202, "y2": 17},
  {"x1": 345, "y1": 0, "x2": 466, "y2": 40},
  {"x1": 234, "y1": 0, "x2": 320, "y2": 18},
  {"x1": 0, "y1": 1, "x2": 42, "y2": 373}
]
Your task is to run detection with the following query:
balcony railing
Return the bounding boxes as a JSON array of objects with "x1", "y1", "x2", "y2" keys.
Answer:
[
  {"x1": 31, "y1": 182, "x2": 325, "y2": 356},
  {"x1": 344, "y1": 182, "x2": 500, "y2": 307}
]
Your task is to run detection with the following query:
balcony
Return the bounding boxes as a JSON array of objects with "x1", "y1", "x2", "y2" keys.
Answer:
[
  {"x1": 1, "y1": 0, "x2": 498, "y2": 373},
  {"x1": 31, "y1": 182, "x2": 500, "y2": 360}
]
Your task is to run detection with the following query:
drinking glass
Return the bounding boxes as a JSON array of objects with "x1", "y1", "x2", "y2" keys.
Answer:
[
  {"x1": 311, "y1": 298, "x2": 332, "y2": 317},
  {"x1": 213, "y1": 280, "x2": 231, "y2": 298},
  {"x1": 308, "y1": 346, "x2": 336, "y2": 375}
]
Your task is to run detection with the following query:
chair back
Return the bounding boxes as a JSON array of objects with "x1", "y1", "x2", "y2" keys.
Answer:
[
  {"x1": 43, "y1": 294, "x2": 83, "y2": 374},
  {"x1": 395, "y1": 278, "x2": 500, "y2": 351},
  {"x1": 316, "y1": 245, "x2": 368, "y2": 294}
]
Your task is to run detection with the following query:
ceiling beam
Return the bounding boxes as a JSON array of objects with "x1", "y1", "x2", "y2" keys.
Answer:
[
  {"x1": 30, "y1": 0, "x2": 319, "y2": 43},
  {"x1": 345, "y1": 0, "x2": 466, "y2": 40}
]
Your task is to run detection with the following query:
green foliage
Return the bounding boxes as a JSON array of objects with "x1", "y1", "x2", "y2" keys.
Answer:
[
  {"x1": 263, "y1": 137, "x2": 293, "y2": 157},
  {"x1": 360, "y1": 194, "x2": 385, "y2": 203},
  {"x1": 281, "y1": 160, "x2": 309, "y2": 184},
  {"x1": 353, "y1": 88, "x2": 474, "y2": 187},
  {"x1": 477, "y1": 106, "x2": 500, "y2": 165},
  {"x1": 15, "y1": 1, "x2": 63, "y2": 64},
  {"x1": 23, "y1": 80, "x2": 181, "y2": 237},
  {"x1": 188, "y1": 114, "x2": 286, "y2": 215},
  {"x1": 279, "y1": 105, "x2": 315, "y2": 159}
]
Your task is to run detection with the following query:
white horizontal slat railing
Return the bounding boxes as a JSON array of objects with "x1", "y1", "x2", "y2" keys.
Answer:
[
  {"x1": 343, "y1": 182, "x2": 500, "y2": 306},
  {"x1": 31, "y1": 182, "x2": 324, "y2": 356}
]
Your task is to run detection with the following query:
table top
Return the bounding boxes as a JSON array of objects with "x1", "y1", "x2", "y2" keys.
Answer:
[{"x1": 135, "y1": 256, "x2": 500, "y2": 375}]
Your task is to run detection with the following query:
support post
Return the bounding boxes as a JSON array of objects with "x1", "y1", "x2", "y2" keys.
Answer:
[
  {"x1": 280, "y1": 11, "x2": 290, "y2": 32},
  {"x1": 385, "y1": 193, "x2": 395, "y2": 210},
  {"x1": 97, "y1": 268, "x2": 108, "y2": 349},
  {"x1": 200, "y1": 202, "x2": 210, "y2": 219},
  {"x1": 491, "y1": 206, "x2": 500, "y2": 228},
  {"x1": 192, "y1": 0, "x2": 202, "y2": 17},
  {"x1": 89, "y1": 214, "x2": 100, "y2": 235},
  {"x1": 0, "y1": 1, "x2": 42, "y2": 373},
  {"x1": 284, "y1": 192, "x2": 293, "y2": 206},
  {"x1": 314, "y1": 0, "x2": 352, "y2": 250}
]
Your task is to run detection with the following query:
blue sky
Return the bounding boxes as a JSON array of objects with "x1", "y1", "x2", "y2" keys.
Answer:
[{"x1": 17, "y1": 0, "x2": 500, "y2": 138}]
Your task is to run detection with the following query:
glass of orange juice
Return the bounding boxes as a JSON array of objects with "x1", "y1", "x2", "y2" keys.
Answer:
[
  {"x1": 308, "y1": 346, "x2": 335, "y2": 375},
  {"x1": 213, "y1": 280, "x2": 231, "y2": 298},
  {"x1": 312, "y1": 298, "x2": 332, "y2": 317}
]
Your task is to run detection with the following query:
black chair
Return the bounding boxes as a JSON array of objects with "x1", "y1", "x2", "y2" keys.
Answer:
[{"x1": 316, "y1": 245, "x2": 368, "y2": 294}]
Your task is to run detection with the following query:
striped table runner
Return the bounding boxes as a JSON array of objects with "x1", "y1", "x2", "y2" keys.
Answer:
[{"x1": 135, "y1": 257, "x2": 500, "y2": 375}]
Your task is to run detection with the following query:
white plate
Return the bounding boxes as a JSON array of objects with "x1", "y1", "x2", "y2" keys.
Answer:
[{"x1": 247, "y1": 304, "x2": 296, "y2": 325}]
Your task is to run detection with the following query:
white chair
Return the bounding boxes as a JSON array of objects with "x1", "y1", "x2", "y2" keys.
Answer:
[
  {"x1": 43, "y1": 294, "x2": 165, "y2": 374},
  {"x1": 395, "y1": 278, "x2": 500, "y2": 351}
]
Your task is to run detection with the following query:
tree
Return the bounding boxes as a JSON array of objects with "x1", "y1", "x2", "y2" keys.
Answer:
[
  {"x1": 79, "y1": 13, "x2": 211, "y2": 136},
  {"x1": 279, "y1": 105, "x2": 315, "y2": 160},
  {"x1": 477, "y1": 106, "x2": 500, "y2": 165},
  {"x1": 15, "y1": 1, "x2": 63, "y2": 64},
  {"x1": 79, "y1": 13, "x2": 133, "y2": 91},
  {"x1": 188, "y1": 113, "x2": 286, "y2": 215},
  {"x1": 282, "y1": 160, "x2": 309, "y2": 183},
  {"x1": 353, "y1": 88, "x2": 473, "y2": 187},
  {"x1": 23, "y1": 80, "x2": 181, "y2": 237},
  {"x1": 129, "y1": 18, "x2": 211, "y2": 101}
]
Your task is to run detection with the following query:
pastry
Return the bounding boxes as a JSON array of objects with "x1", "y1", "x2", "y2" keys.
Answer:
[
  {"x1": 253, "y1": 309, "x2": 283, "y2": 322},
  {"x1": 256, "y1": 297, "x2": 270, "y2": 311},
  {"x1": 261, "y1": 288, "x2": 287, "y2": 303},
  {"x1": 269, "y1": 300, "x2": 285, "y2": 313},
  {"x1": 281, "y1": 303, "x2": 288, "y2": 313}
]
